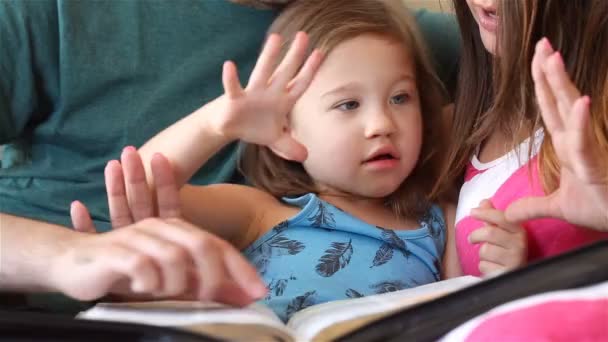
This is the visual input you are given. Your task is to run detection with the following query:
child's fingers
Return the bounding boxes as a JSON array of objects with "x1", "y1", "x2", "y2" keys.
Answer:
[
  {"x1": 222, "y1": 61, "x2": 243, "y2": 99},
  {"x1": 105, "y1": 160, "x2": 134, "y2": 228},
  {"x1": 247, "y1": 33, "x2": 282, "y2": 89},
  {"x1": 150, "y1": 153, "x2": 182, "y2": 219},
  {"x1": 477, "y1": 242, "x2": 511, "y2": 265},
  {"x1": 287, "y1": 49, "x2": 324, "y2": 100},
  {"x1": 542, "y1": 51, "x2": 581, "y2": 123},
  {"x1": 121, "y1": 147, "x2": 155, "y2": 222},
  {"x1": 478, "y1": 260, "x2": 507, "y2": 276},
  {"x1": 532, "y1": 38, "x2": 562, "y2": 132},
  {"x1": 468, "y1": 225, "x2": 513, "y2": 247},
  {"x1": 70, "y1": 200, "x2": 97, "y2": 233},
  {"x1": 271, "y1": 31, "x2": 309, "y2": 90}
]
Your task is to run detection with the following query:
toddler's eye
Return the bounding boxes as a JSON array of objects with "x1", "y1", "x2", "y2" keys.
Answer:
[
  {"x1": 336, "y1": 100, "x2": 360, "y2": 111},
  {"x1": 390, "y1": 93, "x2": 410, "y2": 105}
]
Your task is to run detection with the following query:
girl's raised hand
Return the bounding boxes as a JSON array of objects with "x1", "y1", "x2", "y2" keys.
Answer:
[
  {"x1": 210, "y1": 31, "x2": 323, "y2": 162},
  {"x1": 506, "y1": 38, "x2": 608, "y2": 231}
]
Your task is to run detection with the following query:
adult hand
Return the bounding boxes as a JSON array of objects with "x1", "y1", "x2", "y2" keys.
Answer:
[
  {"x1": 68, "y1": 148, "x2": 266, "y2": 305},
  {"x1": 71, "y1": 147, "x2": 180, "y2": 232},
  {"x1": 505, "y1": 38, "x2": 608, "y2": 231},
  {"x1": 52, "y1": 216, "x2": 267, "y2": 306}
]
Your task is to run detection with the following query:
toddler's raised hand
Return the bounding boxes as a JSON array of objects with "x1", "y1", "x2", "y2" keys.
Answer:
[
  {"x1": 469, "y1": 200, "x2": 528, "y2": 276},
  {"x1": 506, "y1": 38, "x2": 608, "y2": 231},
  {"x1": 208, "y1": 31, "x2": 323, "y2": 161}
]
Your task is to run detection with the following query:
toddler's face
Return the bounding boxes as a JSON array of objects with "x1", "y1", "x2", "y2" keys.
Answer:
[
  {"x1": 466, "y1": 0, "x2": 498, "y2": 54},
  {"x1": 288, "y1": 34, "x2": 423, "y2": 199}
]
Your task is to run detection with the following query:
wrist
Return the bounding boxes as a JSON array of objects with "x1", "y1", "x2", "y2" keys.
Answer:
[
  {"x1": 195, "y1": 96, "x2": 239, "y2": 143},
  {"x1": 46, "y1": 229, "x2": 86, "y2": 293}
]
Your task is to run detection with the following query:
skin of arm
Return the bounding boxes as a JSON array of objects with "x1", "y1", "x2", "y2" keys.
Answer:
[
  {"x1": 0, "y1": 213, "x2": 78, "y2": 292},
  {"x1": 441, "y1": 203, "x2": 463, "y2": 278}
]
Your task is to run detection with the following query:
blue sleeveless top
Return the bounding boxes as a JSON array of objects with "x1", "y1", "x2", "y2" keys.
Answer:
[{"x1": 243, "y1": 193, "x2": 446, "y2": 322}]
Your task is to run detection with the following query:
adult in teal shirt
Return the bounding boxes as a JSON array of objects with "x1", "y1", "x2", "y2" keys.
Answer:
[{"x1": 0, "y1": 0, "x2": 459, "y2": 311}]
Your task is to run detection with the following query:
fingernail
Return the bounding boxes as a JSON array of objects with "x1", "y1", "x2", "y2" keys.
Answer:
[
  {"x1": 123, "y1": 146, "x2": 136, "y2": 153},
  {"x1": 583, "y1": 95, "x2": 591, "y2": 106},
  {"x1": 131, "y1": 281, "x2": 145, "y2": 293},
  {"x1": 551, "y1": 52, "x2": 564, "y2": 68},
  {"x1": 251, "y1": 282, "x2": 268, "y2": 298}
]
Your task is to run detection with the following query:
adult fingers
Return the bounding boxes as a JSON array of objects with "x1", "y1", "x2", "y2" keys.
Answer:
[
  {"x1": 105, "y1": 160, "x2": 134, "y2": 228},
  {"x1": 150, "y1": 153, "x2": 182, "y2": 219},
  {"x1": 139, "y1": 218, "x2": 261, "y2": 305},
  {"x1": 121, "y1": 147, "x2": 155, "y2": 221},
  {"x1": 223, "y1": 246, "x2": 268, "y2": 300},
  {"x1": 222, "y1": 61, "x2": 244, "y2": 99},
  {"x1": 70, "y1": 201, "x2": 97, "y2": 233}
]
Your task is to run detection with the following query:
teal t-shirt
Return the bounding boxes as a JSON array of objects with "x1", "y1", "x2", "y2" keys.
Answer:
[
  {"x1": 0, "y1": 1, "x2": 459, "y2": 232},
  {"x1": 0, "y1": 0, "x2": 459, "y2": 312}
]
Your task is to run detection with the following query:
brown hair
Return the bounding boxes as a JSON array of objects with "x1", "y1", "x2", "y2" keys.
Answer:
[
  {"x1": 239, "y1": 0, "x2": 447, "y2": 220},
  {"x1": 229, "y1": 0, "x2": 294, "y2": 10},
  {"x1": 438, "y1": 0, "x2": 608, "y2": 194}
]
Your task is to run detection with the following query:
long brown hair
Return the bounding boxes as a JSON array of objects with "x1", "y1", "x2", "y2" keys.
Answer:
[
  {"x1": 438, "y1": 0, "x2": 608, "y2": 194},
  {"x1": 239, "y1": 0, "x2": 447, "y2": 220}
]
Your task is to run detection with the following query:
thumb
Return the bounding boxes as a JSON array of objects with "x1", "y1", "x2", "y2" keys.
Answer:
[
  {"x1": 505, "y1": 194, "x2": 560, "y2": 223},
  {"x1": 70, "y1": 201, "x2": 98, "y2": 234},
  {"x1": 270, "y1": 134, "x2": 308, "y2": 162},
  {"x1": 478, "y1": 199, "x2": 494, "y2": 210}
]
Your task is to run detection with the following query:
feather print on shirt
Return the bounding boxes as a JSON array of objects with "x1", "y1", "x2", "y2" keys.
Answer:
[
  {"x1": 308, "y1": 202, "x2": 336, "y2": 230},
  {"x1": 249, "y1": 221, "x2": 305, "y2": 275},
  {"x1": 315, "y1": 239, "x2": 353, "y2": 277}
]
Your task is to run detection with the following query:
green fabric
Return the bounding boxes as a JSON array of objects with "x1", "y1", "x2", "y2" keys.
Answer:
[
  {"x1": 0, "y1": 0, "x2": 277, "y2": 232},
  {"x1": 0, "y1": 0, "x2": 459, "y2": 314},
  {"x1": 414, "y1": 9, "x2": 461, "y2": 99}
]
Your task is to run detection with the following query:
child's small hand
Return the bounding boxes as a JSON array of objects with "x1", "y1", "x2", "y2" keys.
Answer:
[
  {"x1": 208, "y1": 31, "x2": 323, "y2": 162},
  {"x1": 469, "y1": 200, "x2": 528, "y2": 276},
  {"x1": 506, "y1": 38, "x2": 608, "y2": 231}
]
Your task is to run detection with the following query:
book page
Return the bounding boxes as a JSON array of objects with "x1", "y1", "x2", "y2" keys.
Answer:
[
  {"x1": 78, "y1": 300, "x2": 296, "y2": 342},
  {"x1": 288, "y1": 276, "x2": 481, "y2": 341}
]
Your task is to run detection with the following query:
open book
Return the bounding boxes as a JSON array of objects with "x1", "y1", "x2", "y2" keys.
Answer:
[{"x1": 78, "y1": 276, "x2": 480, "y2": 342}]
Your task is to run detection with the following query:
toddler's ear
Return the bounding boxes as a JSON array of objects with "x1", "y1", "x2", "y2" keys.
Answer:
[{"x1": 269, "y1": 127, "x2": 308, "y2": 162}]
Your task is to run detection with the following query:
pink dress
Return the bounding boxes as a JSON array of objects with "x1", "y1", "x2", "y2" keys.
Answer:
[{"x1": 455, "y1": 130, "x2": 607, "y2": 275}]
